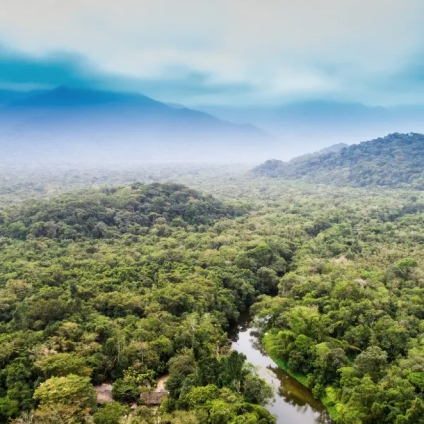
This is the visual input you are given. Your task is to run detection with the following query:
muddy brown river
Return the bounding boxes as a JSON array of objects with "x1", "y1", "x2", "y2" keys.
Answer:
[{"x1": 231, "y1": 312, "x2": 333, "y2": 424}]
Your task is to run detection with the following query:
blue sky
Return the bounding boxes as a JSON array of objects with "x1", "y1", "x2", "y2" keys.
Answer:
[{"x1": 1, "y1": 0, "x2": 424, "y2": 106}]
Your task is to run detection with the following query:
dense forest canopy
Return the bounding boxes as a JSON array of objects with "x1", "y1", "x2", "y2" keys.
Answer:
[
  {"x1": 0, "y1": 162, "x2": 424, "y2": 423},
  {"x1": 253, "y1": 133, "x2": 424, "y2": 189},
  {"x1": 0, "y1": 183, "x2": 244, "y2": 240},
  {"x1": 0, "y1": 179, "x2": 290, "y2": 424}
]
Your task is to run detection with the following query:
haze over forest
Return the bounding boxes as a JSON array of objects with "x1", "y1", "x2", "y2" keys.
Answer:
[
  {"x1": 4, "y1": 84, "x2": 424, "y2": 163},
  {"x1": 2, "y1": 1, "x2": 424, "y2": 162},
  {"x1": 2, "y1": 2, "x2": 424, "y2": 424}
]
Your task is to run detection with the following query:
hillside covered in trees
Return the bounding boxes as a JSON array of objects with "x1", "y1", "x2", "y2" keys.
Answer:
[
  {"x1": 1, "y1": 165, "x2": 424, "y2": 424},
  {"x1": 0, "y1": 183, "x2": 244, "y2": 240},
  {"x1": 253, "y1": 133, "x2": 424, "y2": 189},
  {"x1": 0, "y1": 182, "x2": 285, "y2": 424}
]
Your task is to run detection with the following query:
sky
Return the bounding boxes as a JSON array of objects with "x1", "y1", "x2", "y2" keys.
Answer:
[{"x1": 1, "y1": 0, "x2": 424, "y2": 106}]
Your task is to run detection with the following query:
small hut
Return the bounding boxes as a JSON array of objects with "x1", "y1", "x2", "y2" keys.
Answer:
[
  {"x1": 139, "y1": 391, "x2": 167, "y2": 405},
  {"x1": 139, "y1": 374, "x2": 169, "y2": 405}
]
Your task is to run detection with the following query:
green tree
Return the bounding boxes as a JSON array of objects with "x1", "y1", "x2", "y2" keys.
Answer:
[
  {"x1": 166, "y1": 350, "x2": 196, "y2": 400},
  {"x1": 93, "y1": 402, "x2": 130, "y2": 424},
  {"x1": 185, "y1": 385, "x2": 220, "y2": 409},
  {"x1": 354, "y1": 346, "x2": 388, "y2": 381},
  {"x1": 35, "y1": 353, "x2": 92, "y2": 378},
  {"x1": 33, "y1": 374, "x2": 96, "y2": 418},
  {"x1": 111, "y1": 378, "x2": 139, "y2": 402},
  {"x1": 219, "y1": 352, "x2": 246, "y2": 390},
  {"x1": 0, "y1": 396, "x2": 19, "y2": 422},
  {"x1": 242, "y1": 372, "x2": 274, "y2": 406}
]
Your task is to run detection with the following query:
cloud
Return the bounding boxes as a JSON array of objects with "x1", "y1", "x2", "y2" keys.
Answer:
[
  {"x1": 1, "y1": 0, "x2": 424, "y2": 105},
  {"x1": 0, "y1": 48, "x2": 92, "y2": 89},
  {"x1": 0, "y1": 48, "x2": 255, "y2": 104}
]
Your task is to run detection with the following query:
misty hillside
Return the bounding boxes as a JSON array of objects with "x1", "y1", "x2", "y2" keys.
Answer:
[
  {"x1": 200, "y1": 100, "x2": 390, "y2": 128},
  {"x1": 289, "y1": 142, "x2": 348, "y2": 163},
  {"x1": 199, "y1": 101, "x2": 424, "y2": 156},
  {"x1": 198, "y1": 101, "x2": 395, "y2": 141},
  {"x1": 253, "y1": 133, "x2": 424, "y2": 189},
  {"x1": 0, "y1": 86, "x2": 268, "y2": 163},
  {"x1": 0, "y1": 86, "x2": 266, "y2": 134}
]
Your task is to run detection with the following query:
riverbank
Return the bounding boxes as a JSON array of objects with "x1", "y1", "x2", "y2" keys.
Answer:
[
  {"x1": 262, "y1": 334, "x2": 339, "y2": 422},
  {"x1": 231, "y1": 311, "x2": 332, "y2": 424}
]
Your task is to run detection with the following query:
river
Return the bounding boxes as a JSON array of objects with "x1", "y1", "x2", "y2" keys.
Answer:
[{"x1": 230, "y1": 312, "x2": 333, "y2": 424}]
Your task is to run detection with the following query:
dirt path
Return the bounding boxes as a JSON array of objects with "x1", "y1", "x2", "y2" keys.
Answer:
[{"x1": 156, "y1": 375, "x2": 168, "y2": 392}]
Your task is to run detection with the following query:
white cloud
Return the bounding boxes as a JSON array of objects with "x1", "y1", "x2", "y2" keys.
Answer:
[{"x1": 1, "y1": 0, "x2": 424, "y2": 104}]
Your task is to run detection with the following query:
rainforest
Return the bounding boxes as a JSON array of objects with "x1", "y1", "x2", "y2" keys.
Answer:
[
  {"x1": 1, "y1": 137, "x2": 424, "y2": 424},
  {"x1": 3, "y1": 0, "x2": 424, "y2": 421}
]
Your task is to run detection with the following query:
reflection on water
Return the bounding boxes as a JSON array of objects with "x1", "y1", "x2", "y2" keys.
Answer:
[{"x1": 230, "y1": 312, "x2": 333, "y2": 424}]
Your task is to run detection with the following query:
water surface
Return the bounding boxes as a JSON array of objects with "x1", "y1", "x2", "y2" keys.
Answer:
[{"x1": 231, "y1": 312, "x2": 332, "y2": 424}]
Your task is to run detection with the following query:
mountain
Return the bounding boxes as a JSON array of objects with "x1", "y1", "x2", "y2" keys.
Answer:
[
  {"x1": 198, "y1": 100, "x2": 392, "y2": 136},
  {"x1": 196, "y1": 100, "x2": 399, "y2": 159},
  {"x1": 165, "y1": 101, "x2": 187, "y2": 109},
  {"x1": 3, "y1": 86, "x2": 266, "y2": 133},
  {"x1": 0, "y1": 86, "x2": 268, "y2": 163},
  {"x1": 198, "y1": 101, "x2": 424, "y2": 160},
  {"x1": 253, "y1": 133, "x2": 424, "y2": 189},
  {"x1": 317, "y1": 143, "x2": 349, "y2": 154},
  {"x1": 290, "y1": 142, "x2": 348, "y2": 163},
  {"x1": 198, "y1": 100, "x2": 389, "y2": 125},
  {"x1": 0, "y1": 89, "x2": 43, "y2": 105}
]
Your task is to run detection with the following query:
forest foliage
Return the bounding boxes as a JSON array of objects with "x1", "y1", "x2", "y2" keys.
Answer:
[
  {"x1": 0, "y1": 180, "x2": 284, "y2": 424},
  {"x1": 1, "y1": 163, "x2": 424, "y2": 423},
  {"x1": 253, "y1": 186, "x2": 424, "y2": 423},
  {"x1": 253, "y1": 133, "x2": 424, "y2": 189}
]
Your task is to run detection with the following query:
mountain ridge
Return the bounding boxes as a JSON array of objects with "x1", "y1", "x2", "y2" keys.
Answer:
[
  {"x1": 4, "y1": 86, "x2": 265, "y2": 131},
  {"x1": 253, "y1": 133, "x2": 424, "y2": 189},
  {"x1": 0, "y1": 86, "x2": 269, "y2": 163}
]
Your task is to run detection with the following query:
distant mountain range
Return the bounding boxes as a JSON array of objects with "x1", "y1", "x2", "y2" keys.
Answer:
[
  {"x1": 0, "y1": 86, "x2": 268, "y2": 163},
  {"x1": 0, "y1": 86, "x2": 267, "y2": 134},
  {"x1": 253, "y1": 133, "x2": 424, "y2": 189},
  {"x1": 198, "y1": 101, "x2": 424, "y2": 157},
  {"x1": 199, "y1": 100, "x2": 390, "y2": 129},
  {"x1": 4, "y1": 87, "x2": 424, "y2": 164}
]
